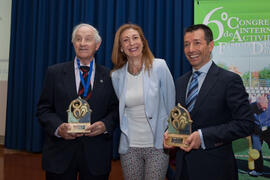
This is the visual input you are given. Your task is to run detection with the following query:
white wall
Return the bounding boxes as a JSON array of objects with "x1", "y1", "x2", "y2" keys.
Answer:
[
  {"x1": 0, "y1": 0, "x2": 11, "y2": 60},
  {"x1": 0, "y1": 0, "x2": 12, "y2": 143}
]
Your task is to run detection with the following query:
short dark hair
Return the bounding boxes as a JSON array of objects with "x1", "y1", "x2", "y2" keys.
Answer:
[{"x1": 184, "y1": 24, "x2": 213, "y2": 44}]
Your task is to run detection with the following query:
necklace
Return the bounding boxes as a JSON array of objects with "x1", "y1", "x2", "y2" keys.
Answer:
[
  {"x1": 130, "y1": 68, "x2": 142, "y2": 76},
  {"x1": 128, "y1": 65, "x2": 143, "y2": 76}
]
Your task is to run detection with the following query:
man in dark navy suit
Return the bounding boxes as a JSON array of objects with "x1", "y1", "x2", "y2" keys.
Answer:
[
  {"x1": 164, "y1": 24, "x2": 254, "y2": 180},
  {"x1": 37, "y1": 23, "x2": 118, "y2": 180}
]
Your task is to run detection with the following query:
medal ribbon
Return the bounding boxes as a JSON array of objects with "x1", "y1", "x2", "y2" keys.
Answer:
[{"x1": 76, "y1": 58, "x2": 94, "y2": 98}]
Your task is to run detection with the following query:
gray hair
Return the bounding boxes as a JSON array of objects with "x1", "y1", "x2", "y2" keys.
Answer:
[{"x1": 71, "y1": 23, "x2": 102, "y2": 43}]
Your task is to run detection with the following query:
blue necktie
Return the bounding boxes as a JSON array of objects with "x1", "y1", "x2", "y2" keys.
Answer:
[{"x1": 186, "y1": 71, "x2": 201, "y2": 112}]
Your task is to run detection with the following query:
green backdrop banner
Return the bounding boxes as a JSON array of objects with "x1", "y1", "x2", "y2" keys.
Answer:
[{"x1": 195, "y1": 0, "x2": 270, "y2": 179}]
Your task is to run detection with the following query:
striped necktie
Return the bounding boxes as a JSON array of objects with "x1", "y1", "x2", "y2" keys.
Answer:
[
  {"x1": 186, "y1": 71, "x2": 201, "y2": 112},
  {"x1": 78, "y1": 66, "x2": 92, "y2": 100}
]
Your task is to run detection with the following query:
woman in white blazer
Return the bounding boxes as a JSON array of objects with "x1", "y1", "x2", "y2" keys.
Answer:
[{"x1": 111, "y1": 24, "x2": 175, "y2": 180}]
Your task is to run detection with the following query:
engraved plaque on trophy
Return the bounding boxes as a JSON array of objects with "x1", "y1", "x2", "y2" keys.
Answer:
[
  {"x1": 165, "y1": 103, "x2": 192, "y2": 147},
  {"x1": 67, "y1": 97, "x2": 92, "y2": 133}
]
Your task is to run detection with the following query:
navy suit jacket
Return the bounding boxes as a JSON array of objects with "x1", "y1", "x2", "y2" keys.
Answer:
[
  {"x1": 174, "y1": 62, "x2": 254, "y2": 180},
  {"x1": 37, "y1": 60, "x2": 119, "y2": 175}
]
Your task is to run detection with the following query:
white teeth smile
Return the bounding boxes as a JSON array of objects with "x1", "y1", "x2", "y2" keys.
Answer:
[
  {"x1": 190, "y1": 55, "x2": 199, "y2": 58},
  {"x1": 129, "y1": 48, "x2": 138, "y2": 52}
]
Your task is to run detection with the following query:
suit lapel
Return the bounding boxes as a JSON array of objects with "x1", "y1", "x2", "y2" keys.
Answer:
[
  {"x1": 192, "y1": 63, "x2": 219, "y2": 113},
  {"x1": 62, "y1": 61, "x2": 78, "y2": 100}
]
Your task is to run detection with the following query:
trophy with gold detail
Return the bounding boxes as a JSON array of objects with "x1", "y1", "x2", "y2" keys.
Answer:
[
  {"x1": 165, "y1": 103, "x2": 192, "y2": 147},
  {"x1": 67, "y1": 97, "x2": 92, "y2": 133}
]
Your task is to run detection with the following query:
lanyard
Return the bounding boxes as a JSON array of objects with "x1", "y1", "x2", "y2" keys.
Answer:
[{"x1": 76, "y1": 58, "x2": 94, "y2": 97}]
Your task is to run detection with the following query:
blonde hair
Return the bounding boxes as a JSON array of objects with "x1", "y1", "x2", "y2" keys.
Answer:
[{"x1": 111, "y1": 24, "x2": 154, "y2": 72}]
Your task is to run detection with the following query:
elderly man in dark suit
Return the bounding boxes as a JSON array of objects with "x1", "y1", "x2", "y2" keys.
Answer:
[
  {"x1": 37, "y1": 23, "x2": 118, "y2": 180},
  {"x1": 164, "y1": 24, "x2": 254, "y2": 180}
]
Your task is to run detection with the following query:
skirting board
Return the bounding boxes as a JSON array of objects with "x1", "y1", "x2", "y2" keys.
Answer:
[{"x1": 0, "y1": 135, "x2": 4, "y2": 145}]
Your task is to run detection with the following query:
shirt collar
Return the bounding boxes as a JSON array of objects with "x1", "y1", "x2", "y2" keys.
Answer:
[
  {"x1": 192, "y1": 60, "x2": 212, "y2": 74},
  {"x1": 74, "y1": 57, "x2": 96, "y2": 70}
]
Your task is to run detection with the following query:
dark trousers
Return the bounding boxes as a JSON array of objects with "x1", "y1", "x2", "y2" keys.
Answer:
[
  {"x1": 46, "y1": 142, "x2": 109, "y2": 180},
  {"x1": 175, "y1": 159, "x2": 189, "y2": 180}
]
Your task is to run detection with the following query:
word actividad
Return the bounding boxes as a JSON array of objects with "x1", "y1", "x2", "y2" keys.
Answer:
[{"x1": 231, "y1": 31, "x2": 270, "y2": 42}]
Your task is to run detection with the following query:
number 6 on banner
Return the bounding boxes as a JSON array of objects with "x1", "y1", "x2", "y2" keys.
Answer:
[{"x1": 203, "y1": 7, "x2": 224, "y2": 41}]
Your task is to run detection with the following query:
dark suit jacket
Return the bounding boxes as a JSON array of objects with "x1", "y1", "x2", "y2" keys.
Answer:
[
  {"x1": 174, "y1": 62, "x2": 254, "y2": 180},
  {"x1": 36, "y1": 60, "x2": 119, "y2": 175}
]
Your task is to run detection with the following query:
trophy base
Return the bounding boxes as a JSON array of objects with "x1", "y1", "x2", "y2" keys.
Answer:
[
  {"x1": 67, "y1": 123, "x2": 90, "y2": 133},
  {"x1": 166, "y1": 134, "x2": 189, "y2": 147}
]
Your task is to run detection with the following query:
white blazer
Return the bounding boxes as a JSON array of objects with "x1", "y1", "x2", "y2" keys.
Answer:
[{"x1": 111, "y1": 58, "x2": 175, "y2": 154}]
